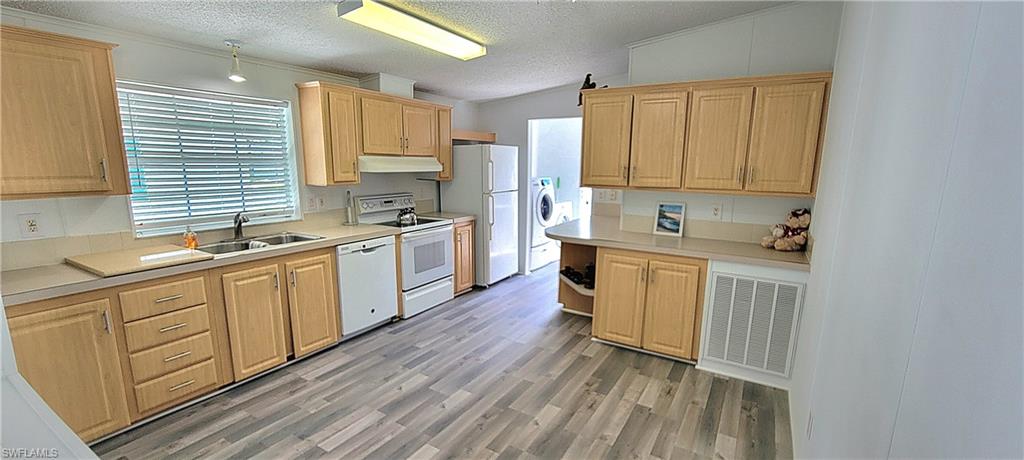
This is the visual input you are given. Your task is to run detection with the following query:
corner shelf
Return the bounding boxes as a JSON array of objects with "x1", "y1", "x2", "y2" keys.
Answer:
[{"x1": 559, "y1": 274, "x2": 595, "y2": 297}]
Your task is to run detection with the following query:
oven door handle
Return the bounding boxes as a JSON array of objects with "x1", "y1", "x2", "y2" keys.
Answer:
[{"x1": 401, "y1": 225, "x2": 453, "y2": 243}]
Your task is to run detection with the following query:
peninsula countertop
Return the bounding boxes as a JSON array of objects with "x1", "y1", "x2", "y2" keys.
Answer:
[
  {"x1": 2, "y1": 224, "x2": 401, "y2": 307},
  {"x1": 546, "y1": 216, "x2": 810, "y2": 271}
]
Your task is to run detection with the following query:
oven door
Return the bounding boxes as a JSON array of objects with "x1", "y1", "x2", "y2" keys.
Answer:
[{"x1": 400, "y1": 225, "x2": 454, "y2": 291}]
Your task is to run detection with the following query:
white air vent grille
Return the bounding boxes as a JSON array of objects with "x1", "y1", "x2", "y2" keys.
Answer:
[{"x1": 703, "y1": 272, "x2": 804, "y2": 377}]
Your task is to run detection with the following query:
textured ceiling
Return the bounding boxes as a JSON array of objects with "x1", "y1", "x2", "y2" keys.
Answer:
[{"x1": 4, "y1": 1, "x2": 783, "y2": 101}]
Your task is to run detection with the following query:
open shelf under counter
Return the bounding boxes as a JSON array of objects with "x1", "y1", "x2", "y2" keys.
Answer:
[
  {"x1": 558, "y1": 274, "x2": 594, "y2": 297},
  {"x1": 556, "y1": 242, "x2": 596, "y2": 317}
]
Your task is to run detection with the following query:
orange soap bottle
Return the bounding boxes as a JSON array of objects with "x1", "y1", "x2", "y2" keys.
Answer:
[{"x1": 183, "y1": 226, "x2": 199, "y2": 250}]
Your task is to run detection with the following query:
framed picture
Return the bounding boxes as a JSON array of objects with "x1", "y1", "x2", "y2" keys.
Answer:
[{"x1": 653, "y1": 202, "x2": 685, "y2": 237}]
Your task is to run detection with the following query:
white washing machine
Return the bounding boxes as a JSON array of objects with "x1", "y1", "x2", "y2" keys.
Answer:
[{"x1": 530, "y1": 177, "x2": 559, "y2": 271}]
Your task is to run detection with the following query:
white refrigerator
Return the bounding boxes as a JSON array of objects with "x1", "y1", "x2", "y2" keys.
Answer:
[{"x1": 441, "y1": 144, "x2": 519, "y2": 286}]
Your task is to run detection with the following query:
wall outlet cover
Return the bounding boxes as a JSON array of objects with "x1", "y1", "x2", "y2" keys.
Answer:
[
  {"x1": 304, "y1": 195, "x2": 319, "y2": 211},
  {"x1": 711, "y1": 203, "x2": 724, "y2": 220},
  {"x1": 18, "y1": 213, "x2": 42, "y2": 238}
]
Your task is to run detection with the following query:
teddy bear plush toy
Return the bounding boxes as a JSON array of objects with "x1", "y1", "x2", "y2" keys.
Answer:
[{"x1": 761, "y1": 208, "x2": 811, "y2": 251}]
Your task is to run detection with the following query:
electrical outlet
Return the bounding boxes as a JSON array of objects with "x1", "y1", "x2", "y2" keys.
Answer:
[
  {"x1": 304, "y1": 195, "x2": 319, "y2": 212},
  {"x1": 607, "y1": 190, "x2": 618, "y2": 202},
  {"x1": 806, "y1": 412, "x2": 814, "y2": 439},
  {"x1": 711, "y1": 203, "x2": 724, "y2": 221},
  {"x1": 18, "y1": 213, "x2": 41, "y2": 238},
  {"x1": 316, "y1": 196, "x2": 327, "y2": 210}
]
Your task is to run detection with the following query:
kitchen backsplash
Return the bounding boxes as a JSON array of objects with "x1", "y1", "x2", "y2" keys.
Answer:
[{"x1": 0, "y1": 200, "x2": 433, "y2": 271}]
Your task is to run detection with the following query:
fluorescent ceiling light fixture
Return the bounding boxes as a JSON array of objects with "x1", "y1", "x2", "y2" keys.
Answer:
[{"x1": 338, "y1": 0, "x2": 486, "y2": 61}]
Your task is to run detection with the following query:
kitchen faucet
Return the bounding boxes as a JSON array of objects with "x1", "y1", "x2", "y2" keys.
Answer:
[{"x1": 233, "y1": 212, "x2": 249, "y2": 240}]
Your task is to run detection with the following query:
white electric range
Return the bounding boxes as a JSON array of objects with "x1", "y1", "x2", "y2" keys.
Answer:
[{"x1": 353, "y1": 193, "x2": 454, "y2": 318}]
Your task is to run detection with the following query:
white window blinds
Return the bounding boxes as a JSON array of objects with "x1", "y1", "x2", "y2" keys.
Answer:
[{"x1": 117, "y1": 81, "x2": 297, "y2": 237}]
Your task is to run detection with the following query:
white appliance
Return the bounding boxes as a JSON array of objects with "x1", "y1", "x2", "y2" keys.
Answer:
[
  {"x1": 441, "y1": 144, "x2": 519, "y2": 286},
  {"x1": 337, "y1": 236, "x2": 399, "y2": 339},
  {"x1": 529, "y1": 177, "x2": 558, "y2": 271},
  {"x1": 353, "y1": 193, "x2": 455, "y2": 318}
]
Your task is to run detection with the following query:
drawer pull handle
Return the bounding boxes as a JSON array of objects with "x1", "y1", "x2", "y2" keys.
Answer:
[
  {"x1": 158, "y1": 323, "x2": 188, "y2": 333},
  {"x1": 168, "y1": 379, "x2": 196, "y2": 392},
  {"x1": 154, "y1": 294, "x2": 184, "y2": 303},
  {"x1": 163, "y1": 351, "x2": 192, "y2": 362}
]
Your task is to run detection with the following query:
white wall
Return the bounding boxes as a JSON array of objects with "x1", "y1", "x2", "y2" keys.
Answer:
[
  {"x1": 414, "y1": 91, "x2": 480, "y2": 132},
  {"x1": 628, "y1": 2, "x2": 842, "y2": 85},
  {"x1": 791, "y1": 2, "x2": 1023, "y2": 457},
  {"x1": 0, "y1": 8, "x2": 455, "y2": 242},
  {"x1": 475, "y1": 74, "x2": 628, "y2": 273}
]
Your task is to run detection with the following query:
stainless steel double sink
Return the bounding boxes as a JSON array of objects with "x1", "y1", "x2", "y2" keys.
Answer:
[{"x1": 197, "y1": 232, "x2": 323, "y2": 255}]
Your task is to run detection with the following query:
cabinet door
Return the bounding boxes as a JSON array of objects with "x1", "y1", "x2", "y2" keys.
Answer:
[
  {"x1": 630, "y1": 90, "x2": 688, "y2": 188},
  {"x1": 641, "y1": 260, "x2": 702, "y2": 359},
  {"x1": 1, "y1": 27, "x2": 126, "y2": 197},
  {"x1": 327, "y1": 89, "x2": 360, "y2": 183},
  {"x1": 403, "y1": 104, "x2": 438, "y2": 156},
  {"x1": 359, "y1": 96, "x2": 404, "y2": 155},
  {"x1": 285, "y1": 254, "x2": 340, "y2": 357},
  {"x1": 683, "y1": 86, "x2": 754, "y2": 191},
  {"x1": 746, "y1": 82, "x2": 825, "y2": 194},
  {"x1": 593, "y1": 250, "x2": 648, "y2": 347},
  {"x1": 221, "y1": 264, "x2": 288, "y2": 380},
  {"x1": 8, "y1": 299, "x2": 130, "y2": 441},
  {"x1": 436, "y1": 108, "x2": 453, "y2": 180},
  {"x1": 581, "y1": 93, "x2": 633, "y2": 187},
  {"x1": 454, "y1": 222, "x2": 475, "y2": 293}
]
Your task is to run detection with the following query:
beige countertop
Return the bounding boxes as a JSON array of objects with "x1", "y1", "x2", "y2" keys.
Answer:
[
  {"x1": 420, "y1": 211, "x2": 476, "y2": 224},
  {"x1": 546, "y1": 216, "x2": 810, "y2": 271},
  {"x1": 66, "y1": 244, "x2": 215, "y2": 277},
  {"x1": 2, "y1": 224, "x2": 400, "y2": 307}
]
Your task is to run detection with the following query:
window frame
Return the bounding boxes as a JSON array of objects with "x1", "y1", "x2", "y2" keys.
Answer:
[{"x1": 116, "y1": 80, "x2": 301, "y2": 238}]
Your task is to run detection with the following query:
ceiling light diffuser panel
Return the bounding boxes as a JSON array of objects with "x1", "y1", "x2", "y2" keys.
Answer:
[{"x1": 338, "y1": 0, "x2": 486, "y2": 61}]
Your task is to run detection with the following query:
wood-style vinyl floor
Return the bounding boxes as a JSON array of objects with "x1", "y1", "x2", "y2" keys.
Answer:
[{"x1": 94, "y1": 264, "x2": 792, "y2": 460}]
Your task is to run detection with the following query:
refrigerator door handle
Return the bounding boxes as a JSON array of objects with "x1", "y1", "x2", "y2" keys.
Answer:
[
  {"x1": 488, "y1": 195, "x2": 495, "y2": 240},
  {"x1": 487, "y1": 160, "x2": 494, "y2": 192}
]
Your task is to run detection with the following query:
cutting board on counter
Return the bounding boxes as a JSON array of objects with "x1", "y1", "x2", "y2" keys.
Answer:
[{"x1": 66, "y1": 244, "x2": 214, "y2": 277}]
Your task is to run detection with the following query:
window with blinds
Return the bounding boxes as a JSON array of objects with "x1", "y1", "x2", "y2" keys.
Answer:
[{"x1": 117, "y1": 81, "x2": 297, "y2": 237}]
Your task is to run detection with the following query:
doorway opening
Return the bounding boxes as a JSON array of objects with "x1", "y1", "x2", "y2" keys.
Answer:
[{"x1": 526, "y1": 117, "x2": 590, "y2": 272}]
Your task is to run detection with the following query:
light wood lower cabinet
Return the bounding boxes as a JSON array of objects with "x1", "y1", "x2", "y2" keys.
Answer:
[
  {"x1": 593, "y1": 251, "x2": 649, "y2": 347},
  {"x1": 220, "y1": 264, "x2": 289, "y2": 380},
  {"x1": 285, "y1": 253, "x2": 340, "y2": 357},
  {"x1": 454, "y1": 220, "x2": 475, "y2": 295},
  {"x1": 7, "y1": 298, "x2": 131, "y2": 441},
  {"x1": 592, "y1": 248, "x2": 707, "y2": 360}
]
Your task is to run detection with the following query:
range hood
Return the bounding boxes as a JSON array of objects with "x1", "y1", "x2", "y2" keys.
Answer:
[{"x1": 358, "y1": 156, "x2": 442, "y2": 173}]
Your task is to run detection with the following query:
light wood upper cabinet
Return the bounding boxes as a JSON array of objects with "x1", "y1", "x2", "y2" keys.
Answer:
[
  {"x1": 1, "y1": 26, "x2": 128, "y2": 199},
  {"x1": 284, "y1": 253, "x2": 340, "y2": 357},
  {"x1": 746, "y1": 81, "x2": 826, "y2": 194},
  {"x1": 684, "y1": 86, "x2": 754, "y2": 191},
  {"x1": 8, "y1": 298, "x2": 131, "y2": 441},
  {"x1": 593, "y1": 249, "x2": 648, "y2": 347},
  {"x1": 580, "y1": 72, "x2": 830, "y2": 196},
  {"x1": 581, "y1": 93, "x2": 633, "y2": 187},
  {"x1": 221, "y1": 264, "x2": 288, "y2": 380},
  {"x1": 360, "y1": 96, "x2": 404, "y2": 155},
  {"x1": 296, "y1": 83, "x2": 360, "y2": 185},
  {"x1": 327, "y1": 90, "x2": 360, "y2": 183},
  {"x1": 402, "y1": 104, "x2": 438, "y2": 156},
  {"x1": 454, "y1": 221, "x2": 475, "y2": 295},
  {"x1": 437, "y1": 108, "x2": 453, "y2": 181},
  {"x1": 630, "y1": 90, "x2": 688, "y2": 188},
  {"x1": 641, "y1": 260, "x2": 702, "y2": 359}
]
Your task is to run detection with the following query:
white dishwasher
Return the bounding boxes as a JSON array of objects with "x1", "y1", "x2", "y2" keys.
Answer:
[{"x1": 336, "y1": 236, "x2": 399, "y2": 339}]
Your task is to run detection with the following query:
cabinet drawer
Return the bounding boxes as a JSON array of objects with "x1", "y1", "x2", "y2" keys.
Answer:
[
  {"x1": 133, "y1": 359, "x2": 218, "y2": 414},
  {"x1": 123, "y1": 304, "x2": 211, "y2": 352},
  {"x1": 119, "y1": 277, "x2": 207, "y2": 322},
  {"x1": 128, "y1": 332, "x2": 215, "y2": 383}
]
